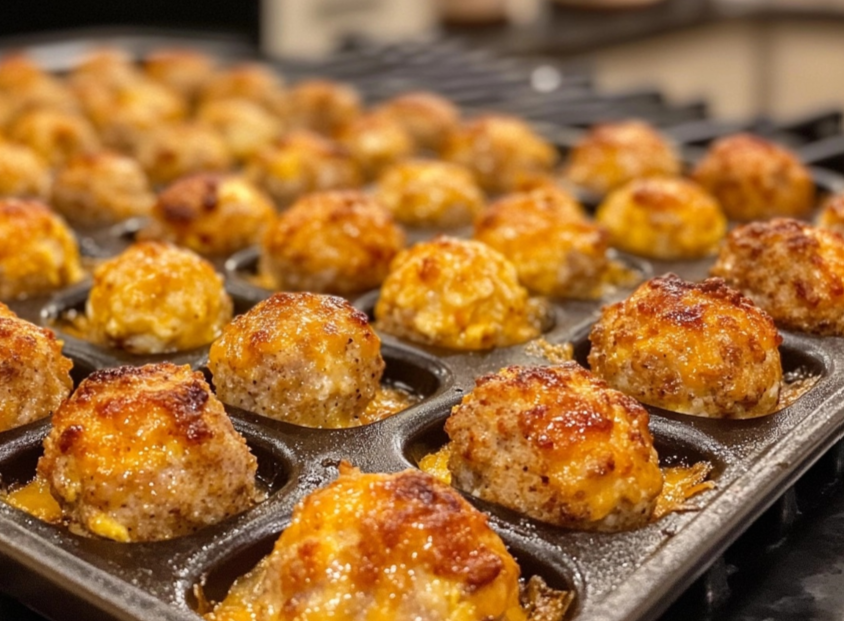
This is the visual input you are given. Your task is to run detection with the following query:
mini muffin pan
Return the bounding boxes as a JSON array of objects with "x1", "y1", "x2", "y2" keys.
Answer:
[{"x1": 4, "y1": 32, "x2": 844, "y2": 621}]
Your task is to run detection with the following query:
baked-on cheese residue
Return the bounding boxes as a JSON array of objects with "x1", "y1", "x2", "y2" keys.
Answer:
[
  {"x1": 420, "y1": 444, "x2": 715, "y2": 524},
  {"x1": 3, "y1": 476, "x2": 62, "y2": 523}
]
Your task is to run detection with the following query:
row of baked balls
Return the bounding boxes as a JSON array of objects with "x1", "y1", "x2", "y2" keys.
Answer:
[
  {"x1": 6, "y1": 353, "x2": 571, "y2": 619},
  {"x1": 0, "y1": 47, "x2": 567, "y2": 210}
]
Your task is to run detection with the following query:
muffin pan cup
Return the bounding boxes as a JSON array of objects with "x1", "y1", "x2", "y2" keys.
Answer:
[{"x1": 4, "y1": 30, "x2": 844, "y2": 621}]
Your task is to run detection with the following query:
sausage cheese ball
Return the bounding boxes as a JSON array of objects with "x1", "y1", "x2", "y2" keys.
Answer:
[
  {"x1": 287, "y1": 79, "x2": 362, "y2": 137},
  {"x1": 86, "y1": 242, "x2": 233, "y2": 354},
  {"x1": 818, "y1": 192, "x2": 844, "y2": 235},
  {"x1": 51, "y1": 152, "x2": 154, "y2": 226},
  {"x1": 0, "y1": 198, "x2": 83, "y2": 300},
  {"x1": 37, "y1": 363, "x2": 259, "y2": 542},
  {"x1": 74, "y1": 77, "x2": 187, "y2": 152},
  {"x1": 143, "y1": 48, "x2": 217, "y2": 101},
  {"x1": 7, "y1": 108, "x2": 100, "y2": 167},
  {"x1": 209, "y1": 293, "x2": 384, "y2": 428},
  {"x1": 196, "y1": 98, "x2": 283, "y2": 162},
  {"x1": 0, "y1": 54, "x2": 78, "y2": 116},
  {"x1": 474, "y1": 187, "x2": 608, "y2": 299},
  {"x1": 562, "y1": 120, "x2": 681, "y2": 196},
  {"x1": 198, "y1": 63, "x2": 287, "y2": 116},
  {"x1": 135, "y1": 122, "x2": 232, "y2": 186},
  {"x1": 260, "y1": 190, "x2": 404, "y2": 295},
  {"x1": 69, "y1": 48, "x2": 139, "y2": 87},
  {"x1": 0, "y1": 303, "x2": 73, "y2": 433},
  {"x1": 246, "y1": 131, "x2": 362, "y2": 208},
  {"x1": 711, "y1": 218, "x2": 844, "y2": 335},
  {"x1": 337, "y1": 113, "x2": 414, "y2": 181},
  {"x1": 691, "y1": 134, "x2": 815, "y2": 221},
  {"x1": 375, "y1": 237, "x2": 545, "y2": 350},
  {"x1": 446, "y1": 363, "x2": 663, "y2": 531},
  {"x1": 375, "y1": 91, "x2": 460, "y2": 152},
  {"x1": 595, "y1": 177, "x2": 727, "y2": 260},
  {"x1": 442, "y1": 115, "x2": 558, "y2": 195},
  {"x1": 206, "y1": 465, "x2": 524, "y2": 621},
  {"x1": 374, "y1": 159, "x2": 484, "y2": 228},
  {"x1": 0, "y1": 141, "x2": 50, "y2": 198},
  {"x1": 589, "y1": 274, "x2": 783, "y2": 418},
  {"x1": 145, "y1": 173, "x2": 275, "y2": 257}
]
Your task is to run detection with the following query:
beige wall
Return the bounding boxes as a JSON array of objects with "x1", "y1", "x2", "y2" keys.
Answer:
[{"x1": 584, "y1": 18, "x2": 844, "y2": 120}]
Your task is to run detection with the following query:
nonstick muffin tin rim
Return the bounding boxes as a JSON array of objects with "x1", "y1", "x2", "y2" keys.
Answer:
[{"x1": 3, "y1": 31, "x2": 844, "y2": 621}]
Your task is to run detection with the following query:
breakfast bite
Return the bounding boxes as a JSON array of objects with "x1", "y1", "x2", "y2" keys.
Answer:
[
  {"x1": 209, "y1": 292, "x2": 407, "y2": 428},
  {"x1": 144, "y1": 173, "x2": 275, "y2": 257},
  {"x1": 0, "y1": 198, "x2": 84, "y2": 300},
  {"x1": 589, "y1": 274, "x2": 783, "y2": 418},
  {"x1": 375, "y1": 159, "x2": 485, "y2": 228},
  {"x1": 37, "y1": 363, "x2": 259, "y2": 542},
  {"x1": 375, "y1": 236, "x2": 546, "y2": 350},
  {"x1": 562, "y1": 120, "x2": 681, "y2": 196},
  {"x1": 0, "y1": 303, "x2": 73, "y2": 433},
  {"x1": 337, "y1": 112, "x2": 415, "y2": 181},
  {"x1": 445, "y1": 363, "x2": 664, "y2": 531},
  {"x1": 246, "y1": 130, "x2": 362, "y2": 207},
  {"x1": 0, "y1": 141, "x2": 50, "y2": 199},
  {"x1": 204, "y1": 464, "x2": 559, "y2": 621},
  {"x1": 474, "y1": 186, "x2": 610, "y2": 299},
  {"x1": 595, "y1": 176, "x2": 727, "y2": 260},
  {"x1": 287, "y1": 79, "x2": 362, "y2": 137},
  {"x1": 711, "y1": 218, "x2": 844, "y2": 335},
  {"x1": 51, "y1": 152, "x2": 155, "y2": 226},
  {"x1": 375, "y1": 91, "x2": 460, "y2": 152},
  {"x1": 442, "y1": 114, "x2": 558, "y2": 194},
  {"x1": 135, "y1": 121, "x2": 232, "y2": 186},
  {"x1": 85, "y1": 241, "x2": 233, "y2": 354},
  {"x1": 691, "y1": 133, "x2": 815, "y2": 221},
  {"x1": 259, "y1": 190, "x2": 404, "y2": 295}
]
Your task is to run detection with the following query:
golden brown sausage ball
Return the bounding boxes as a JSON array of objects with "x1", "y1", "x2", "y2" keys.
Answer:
[
  {"x1": 0, "y1": 54, "x2": 78, "y2": 116},
  {"x1": 74, "y1": 77, "x2": 187, "y2": 152},
  {"x1": 563, "y1": 120, "x2": 681, "y2": 196},
  {"x1": 199, "y1": 63, "x2": 287, "y2": 116},
  {"x1": 442, "y1": 114, "x2": 558, "y2": 195},
  {"x1": 446, "y1": 363, "x2": 663, "y2": 531},
  {"x1": 0, "y1": 141, "x2": 50, "y2": 198},
  {"x1": 259, "y1": 190, "x2": 404, "y2": 295},
  {"x1": 589, "y1": 274, "x2": 783, "y2": 418},
  {"x1": 337, "y1": 113, "x2": 414, "y2": 181},
  {"x1": 51, "y1": 151, "x2": 154, "y2": 226},
  {"x1": 209, "y1": 293, "x2": 384, "y2": 428},
  {"x1": 86, "y1": 241, "x2": 232, "y2": 354},
  {"x1": 0, "y1": 304, "x2": 73, "y2": 433},
  {"x1": 196, "y1": 98, "x2": 283, "y2": 162},
  {"x1": 134, "y1": 122, "x2": 232, "y2": 186},
  {"x1": 246, "y1": 130, "x2": 362, "y2": 207},
  {"x1": 474, "y1": 187, "x2": 607, "y2": 299},
  {"x1": 69, "y1": 47, "x2": 139, "y2": 87},
  {"x1": 711, "y1": 218, "x2": 844, "y2": 335},
  {"x1": 375, "y1": 236, "x2": 545, "y2": 350},
  {"x1": 143, "y1": 48, "x2": 217, "y2": 101},
  {"x1": 287, "y1": 79, "x2": 362, "y2": 137},
  {"x1": 205, "y1": 464, "x2": 523, "y2": 621},
  {"x1": 0, "y1": 198, "x2": 83, "y2": 300},
  {"x1": 7, "y1": 108, "x2": 100, "y2": 167},
  {"x1": 375, "y1": 91, "x2": 460, "y2": 152},
  {"x1": 37, "y1": 363, "x2": 259, "y2": 542},
  {"x1": 374, "y1": 159, "x2": 484, "y2": 228},
  {"x1": 817, "y1": 192, "x2": 844, "y2": 235},
  {"x1": 145, "y1": 173, "x2": 275, "y2": 257},
  {"x1": 595, "y1": 177, "x2": 727, "y2": 260},
  {"x1": 691, "y1": 134, "x2": 815, "y2": 221}
]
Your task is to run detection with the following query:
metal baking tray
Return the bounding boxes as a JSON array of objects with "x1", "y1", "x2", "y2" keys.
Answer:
[{"x1": 3, "y1": 30, "x2": 844, "y2": 621}]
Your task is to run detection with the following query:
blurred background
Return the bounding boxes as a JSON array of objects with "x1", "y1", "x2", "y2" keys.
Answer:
[{"x1": 4, "y1": 0, "x2": 844, "y2": 119}]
